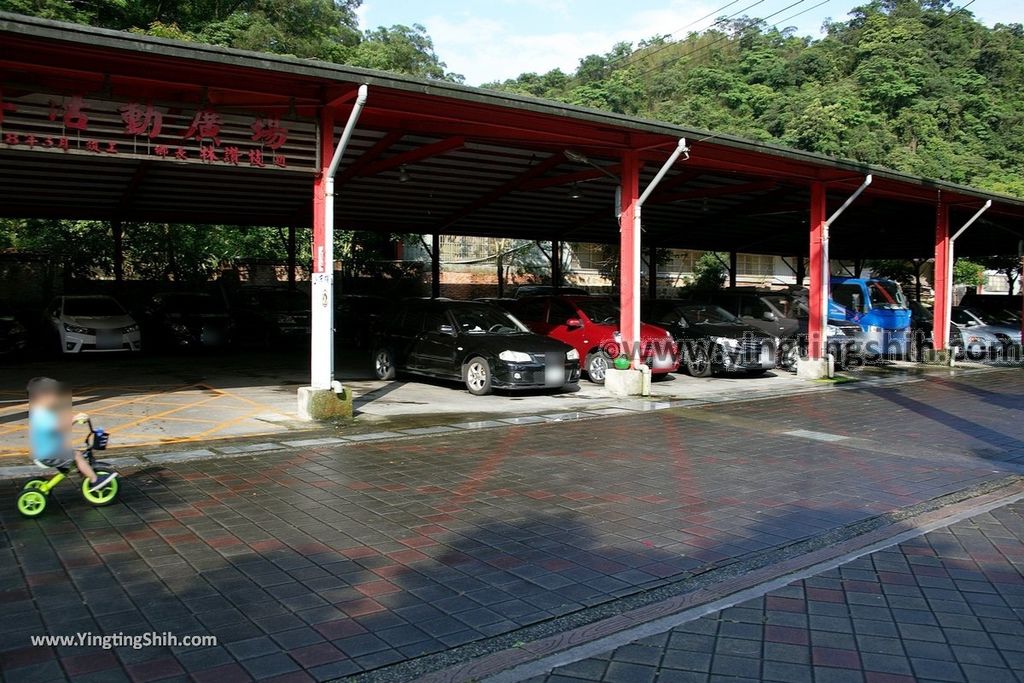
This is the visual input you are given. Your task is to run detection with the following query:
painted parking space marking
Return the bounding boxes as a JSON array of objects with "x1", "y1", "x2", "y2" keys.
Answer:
[
  {"x1": 783, "y1": 428, "x2": 850, "y2": 442},
  {"x1": 0, "y1": 381, "x2": 298, "y2": 458}
]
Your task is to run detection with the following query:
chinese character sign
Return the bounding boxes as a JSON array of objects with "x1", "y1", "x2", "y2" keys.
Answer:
[{"x1": 0, "y1": 91, "x2": 316, "y2": 172}]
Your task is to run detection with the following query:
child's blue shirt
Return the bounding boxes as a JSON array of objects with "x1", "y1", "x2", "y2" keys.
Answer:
[{"x1": 29, "y1": 407, "x2": 63, "y2": 460}]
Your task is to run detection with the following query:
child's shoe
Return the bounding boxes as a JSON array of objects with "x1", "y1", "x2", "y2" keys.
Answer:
[{"x1": 89, "y1": 472, "x2": 118, "y2": 492}]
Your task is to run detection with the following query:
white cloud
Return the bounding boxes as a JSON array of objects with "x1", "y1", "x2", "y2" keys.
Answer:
[{"x1": 423, "y1": 0, "x2": 718, "y2": 84}]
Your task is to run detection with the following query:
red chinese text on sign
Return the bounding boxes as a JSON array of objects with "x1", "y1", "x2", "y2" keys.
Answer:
[
  {"x1": 251, "y1": 116, "x2": 288, "y2": 150},
  {"x1": 120, "y1": 102, "x2": 163, "y2": 139},
  {"x1": 184, "y1": 108, "x2": 222, "y2": 145}
]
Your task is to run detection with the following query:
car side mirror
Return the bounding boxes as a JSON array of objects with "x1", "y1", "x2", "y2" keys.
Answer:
[
  {"x1": 439, "y1": 323, "x2": 456, "y2": 336},
  {"x1": 762, "y1": 311, "x2": 777, "y2": 322},
  {"x1": 566, "y1": 318, "x2": 583, "y2": 329}
]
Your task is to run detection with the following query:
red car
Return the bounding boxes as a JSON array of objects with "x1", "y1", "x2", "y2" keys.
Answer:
[{"x1": 511, "y1": 295, "x2": 679, "y2": 384}]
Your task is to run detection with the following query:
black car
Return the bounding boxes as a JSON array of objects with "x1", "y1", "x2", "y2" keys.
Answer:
[
  {"x1": 643, "y1": 300, "x2": 776, "y2": 377},
  {"x1": 144, "y1": 292, "x2": 231, "y2": 350},
  {"x1": 335, "y1": 294, "x2": 390, "y2": 349},
  {"x1": 231, "y1": 287, "x2": 311, "y2": 346},
  {"x1": 0, "y1": 300, "x2": 29, "y2": 356},
  {"x1": 512, "y1": 285, "x2": 589, "y2": 298},
  {"x1": 372, "y1": 299, "x2": 580, "y2": 395}
]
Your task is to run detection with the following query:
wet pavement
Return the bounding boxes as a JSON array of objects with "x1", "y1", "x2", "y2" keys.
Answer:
[
  {"x1": 536, "y1": 498, "x2": 1024, "y2": 683},
  {"x1": 0, "y1": 348, "x2": 967, "y2": 459},
  {"x1": 0, "y1": 369, "x2": 1022, "y2": 681}
]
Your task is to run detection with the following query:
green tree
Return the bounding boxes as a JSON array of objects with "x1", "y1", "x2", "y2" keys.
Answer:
[
  {"x1": 687, "y1": 252, "x2": 728, "y2": 291},
  {"x1": 953, "y1": 258, "x2": 985, "y2": 287}
]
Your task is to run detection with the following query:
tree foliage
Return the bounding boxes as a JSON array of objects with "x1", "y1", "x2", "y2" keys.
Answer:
[
  {"x1": 485, "y1": 0, "x2": 1024, "y2": 198},
  {"x1": 0, "y1": 0, "x2": 461, "y2": 282}
]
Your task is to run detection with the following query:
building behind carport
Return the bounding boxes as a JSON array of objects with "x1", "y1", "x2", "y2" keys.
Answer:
[{"x1": 2, "y1": 12, "x2": 1023, "y2": 415}]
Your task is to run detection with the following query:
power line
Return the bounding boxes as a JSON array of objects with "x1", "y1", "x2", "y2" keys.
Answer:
[
  {"x1": 602, "y1": 0, "x2": 765, "y2": 70},
  {"x1": 687, "y1": 0, "x2": 979, "y2": 145},
  {"x1": 630, "y1": 0, "x2": 813, "y2": 80}
]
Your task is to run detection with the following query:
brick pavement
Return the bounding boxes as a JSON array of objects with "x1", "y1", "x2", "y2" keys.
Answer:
[
  {"x1": 536, "y1": 498, "x2": 1024, "y2": 683},
  {"x1": 0, "y1": 370, "x2": 1022, "y2": 682}
]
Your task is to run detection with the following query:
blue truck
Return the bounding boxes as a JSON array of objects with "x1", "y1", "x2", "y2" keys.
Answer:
[{"x1": 830, "y1": 277, "x2": 912, "y2": 357}]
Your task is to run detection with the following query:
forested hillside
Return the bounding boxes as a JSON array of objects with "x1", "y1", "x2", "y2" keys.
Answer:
[
  {"x1": 2, "y1": 0, "x2": 1021, "y2": 282},
  {"x1": 485, "y1": 0, "x2": 1024, "y2": 197},
  {"x1": 0, "y1": 0, "x2": 462, "y2": 81}
]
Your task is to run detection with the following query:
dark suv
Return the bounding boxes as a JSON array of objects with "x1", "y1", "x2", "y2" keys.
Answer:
[
  {"x1": 372, "y1": 299, "x2": 580, "y2": 395},
  {"x1": 643, "y1": 300, "x2": 776, "y2": 376}
]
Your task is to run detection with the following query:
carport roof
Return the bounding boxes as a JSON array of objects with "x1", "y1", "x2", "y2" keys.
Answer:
[{"x1": 2, "y1": 11, "x2": 1023, "y2": 258}]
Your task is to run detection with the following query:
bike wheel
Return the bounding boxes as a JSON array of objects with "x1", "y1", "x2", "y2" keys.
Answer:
[
  {"x1": 17, "y1": 489, "x2": 47, "y2": 517},
  {"x1": 81, "y1": 471, "x2": 119, "y2": 506}
]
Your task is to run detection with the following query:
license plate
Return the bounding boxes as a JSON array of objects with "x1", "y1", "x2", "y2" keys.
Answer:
[
  {"x1": 760, "y1": 346, "x2": 773, "y2": 366},
  {"x1": 96, "y1": 331, "x2": 121, "y2": 350},
  {"x1": 544, "y1": 353, "x2": 565, "y2": 387}
]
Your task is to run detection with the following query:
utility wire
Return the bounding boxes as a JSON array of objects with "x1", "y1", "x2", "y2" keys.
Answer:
[
  {"x1": 630, "y1": 0, "x2": 813, "y2": 81},
  {"x1": 601, "y1": 0, "x2": 766, "y2": 70},
  {"x1": 687, "y1": 0, "x2": 978, "y2": 146}
]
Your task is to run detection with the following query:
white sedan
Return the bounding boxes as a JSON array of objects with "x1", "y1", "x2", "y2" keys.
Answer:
[{"x1": 47, "y1": 295, "x2": 141, "y2": 353}]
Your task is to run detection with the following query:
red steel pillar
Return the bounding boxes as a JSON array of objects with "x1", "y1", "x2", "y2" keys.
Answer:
[
  {"x1": 808, "y1": 181, "x2": 827, "y2": 360},
  {"x1": 310, "y1": 108, "x2": 334, "y2": 389},
  {"x1": 619, "y1": 150, "x2": 641, "y2": 363},
  {"x1": 933, "y1": 200, "x2": 951, "y2": 351}
]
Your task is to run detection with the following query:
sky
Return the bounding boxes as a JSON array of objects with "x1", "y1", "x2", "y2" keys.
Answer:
[{"x1": 356, "y1": 0, "x2": 1021, "y2": 85}]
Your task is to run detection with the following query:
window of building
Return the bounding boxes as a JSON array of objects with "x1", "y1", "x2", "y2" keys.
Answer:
[
  {"x1": 662, "y1": 249, "x2": 698, "y2": 274},
  {"x1": 571, "y1": 243, "x2": 603, "y2": 271},
  {"x1": 737, "y1": 253, "x2": 774, "y2": 277}
]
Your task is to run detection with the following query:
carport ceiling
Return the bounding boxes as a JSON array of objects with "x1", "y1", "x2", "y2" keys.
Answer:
[{"x1": 2, "y1": 12, "x2": 1023, "y2": 259}]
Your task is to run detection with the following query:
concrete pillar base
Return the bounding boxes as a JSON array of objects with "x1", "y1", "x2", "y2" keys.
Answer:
[
  {"x1": 605, "y1": 366, "x2": 652, "y2": 397},
  {"x1": 298, "y1": 381, "x2": 353, "y2": 421},
  {"x1": 922, "y1": 349, "x2": 955, "y2": 366},
  {"x1": 797, "y1": 356, "x2": 834, "y2": 380}
]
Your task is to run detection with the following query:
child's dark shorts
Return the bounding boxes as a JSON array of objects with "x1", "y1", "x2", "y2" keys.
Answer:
[{"x1": 33, "y1": 450, "x2": 75, "y2": 469}]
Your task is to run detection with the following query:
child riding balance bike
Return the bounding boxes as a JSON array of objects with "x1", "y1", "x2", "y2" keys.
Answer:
[{"x1": 18, "y1": 377, "x2": 120, "y2": 518}]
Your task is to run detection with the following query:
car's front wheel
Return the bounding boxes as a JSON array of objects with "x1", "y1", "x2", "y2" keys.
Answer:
[
  {"x1": 684, "y1": 345, "x2": 713, "y2": 377},
  {"x1": 463, "y1": 356, "x2": 492, "y2": 395},
  {"x1": 585, "y1": 350, "x2": 611, "y2": 384},
  {"x1": 779, "y1": 342, "x2": 801, "y2": 371},
  {"x1": 373, "y1": 348, "x2": 397, "y2": 380}
]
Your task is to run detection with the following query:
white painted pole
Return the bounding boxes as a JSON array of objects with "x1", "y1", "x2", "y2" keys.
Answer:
[{"x1": 311, "y1": 85, "x2": 368, "y2": 390}]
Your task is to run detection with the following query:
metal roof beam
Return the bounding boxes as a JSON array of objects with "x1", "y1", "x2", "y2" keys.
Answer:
[
  {"x1": 357, "y1": 136, "x2": 464, "y2": 177},
  {"x1": 336, "y1": 131, "x2": 403, "y2": 184},
  {"x1": 520, "y1": 165, "x2": 622, "y2": 191},
  {"x1": 649, "y1": 180, "x2": 778, "y2": 204},
  {"x1": 435, "y1": 152, "x2": 565, "y2": 230}
]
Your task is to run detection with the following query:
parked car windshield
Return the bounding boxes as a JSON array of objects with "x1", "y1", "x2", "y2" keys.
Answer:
[
  {"x1": 450, "y1": 305, "x2": 527, "y2": 335},
  {"x1": 258, "y1": 290, "x2": 310, "y2": 312},
  {"x1": 832, "y1": 283, "x2": 866, "y2": 314},
  {"x1": 63, "y1": 297, "x2": 125, "y2": 317},
  {"x1": 868, "y1": 280, "x2": 907, "y2": 309},
  {"x1": 678, "y1": 304, "x2": 739, "y2": 325},
  {"x1": 761, "y1": 294, "x2": 797, "y2": 318},
  {"x1": 159, "y1": 294, "x2": 226, "y2": 314},
  {"x1": 575, "y1": 298, "x2": 619, "y2": 324}
]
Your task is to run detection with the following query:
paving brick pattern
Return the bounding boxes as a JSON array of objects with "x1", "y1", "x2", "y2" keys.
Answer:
[
  {"x1": 538, "y1": 499, "x2": 1024, "y2": 683},
  {"x1": 0, "y1": 371, "x2": 1022, "y2": 681}
]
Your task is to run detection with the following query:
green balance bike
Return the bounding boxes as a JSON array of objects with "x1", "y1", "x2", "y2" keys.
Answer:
[{"x1": 17, "y1": 420, "x2": 120, "y2": 517}]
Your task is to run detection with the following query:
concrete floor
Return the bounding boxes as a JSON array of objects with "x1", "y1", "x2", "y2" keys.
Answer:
[{"x1": 0, "y1": 348, "x2": 987, "y2": 458}]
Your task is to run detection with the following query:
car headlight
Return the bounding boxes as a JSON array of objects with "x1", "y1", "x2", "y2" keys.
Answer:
[
  {"x1": 867, "y1": 325, "x2": 884, "y2": 333},
  {"x1": 64, "y1": 323, "x2": 90, "y2": 334},
  {"x1": 713, "y1": 336, "x2": 739, "y2": 349},
  {"x1": 168, "y1": 323, "x2": 188, "y2": 334},
  {"x1": 565, "y1": 348, "x2": 579, "y2": 361},
  {"x1": 826, "y1": 325, "x2": 842, "y2": 337},
  {"x1": 966, "y1": 335, "x2": 987, "y2": 344},
  {"x1": 123, "y1": 324, "x2": 140, "y2": 334},
  {"x1": 499, "y1": 350, "x2": 532, "y2": 363}
]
